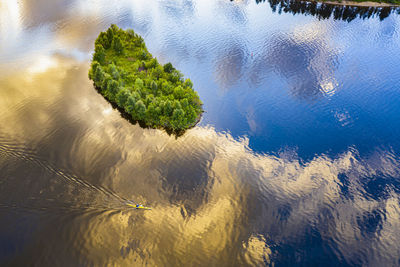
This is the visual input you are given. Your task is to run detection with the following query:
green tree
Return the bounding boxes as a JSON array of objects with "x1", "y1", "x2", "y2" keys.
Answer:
[
  {"x1": 127, "y1": 29, "x2": 135, "y2": 37},
  {"x1": 108, "y1": 80, "x2": 120, "y2": 98},
  {"x1": 172, "y1": 108, "x2": 184, "y2": 120},
  {"x1": 135, "y1": 78, "x2": 144, "y2": 89},
  {"x1": 146, "y1": 103, "x2": 158, "y2": 124},
  {"x1": 172, "y1": 108, "x2": 186, "y2": 129},
  {"x1": 164, "y1": 100, "x2": 173, "y2": 116},
  {"x1": 110, "y1": 24, "x2": 119, "y2": 33},
  {"x1": 162, "y1": 82, "x2": 173, "y2": 95},
  {"x1": 169, "y1": 72, "x2": 180, "y2": 83},
  {"x1": 131, "y1": 92, "x2": 140, "y2": 101},
  {"x1": 146, "y1": 58, "x2": 158, "y2": 69},
  {"x1": 173, "y1": 100, "x2": 182, "y2": 110},
  {"x1": 151, "y1": 80, "x2": 158, "y2": 94},
  {"x1": 106, "y1": 27, "x2": 114, "y2": 46},
  {"x1": 94, "y1": 66, "x2": 105, "y2": 87},
  {"x1": 116, "y1": 88, "x2": 130, "y2": 107},
  {"x1": 181, "y1": 98, "x2": 189, "y2": 108},
  {"x1": 89, "y1": 61, "x2": 100, "y2": 79},
  {"x1": 101, "y1": 73, "x2": 112, "y2": 92},
  {"x1": 140, "y1": 60, "x2": 146, "y2": 70},
  {"x1": 155, "y1": 107, "x2": 161, "y2": 116},
  {"x1": 109, "y1": 63, "x2": 120, "y2": 80},
  {"x1": 125, "y1": 95, "x2": 136, "y2": 113},
  {"x1": 184, "y1": 78, "x2": 193, "y2": 88},
  {"x1": 112, "y1": 36, "x2": 124, "y2": 54},
  {"x1": 139, "y1": 51, "x2": 148, "y2": 60},
  {"x1": 173, "y1": 86, "x2": 185, "y2": 99},
  {"x1": 135, "y1": 100, "x2": 146, "y2": 120},
  {"x1": 163, "y1": 62, "x2": 174, "y2": 73},
  {"x1": 188, "y1": 105, "x2": 197, "y2": 119},
  {"x1": 145, "y1": 94, "x2": 154, "y2": 106},
  {"x1": 153, "y1": 65, "x2": 163, "y2": 79},
  {"x1": 95, "y1": 32, "x2": 110, "y2": 49},
  {"x1": 93, "y1": 44, "x2": 106, "y2": 65}
]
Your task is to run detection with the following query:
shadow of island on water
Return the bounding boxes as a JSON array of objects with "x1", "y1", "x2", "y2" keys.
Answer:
[{"x1": 249, "y1": 0, "x2": 400, "y2": 21}]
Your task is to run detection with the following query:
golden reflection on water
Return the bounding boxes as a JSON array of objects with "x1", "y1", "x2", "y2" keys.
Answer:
[
  {"x1": 0, "y1": 54, "x2": 272, "y2": 265},
  {"x1": 0, "y1": 54, "x2": 400, "y2": 265}
]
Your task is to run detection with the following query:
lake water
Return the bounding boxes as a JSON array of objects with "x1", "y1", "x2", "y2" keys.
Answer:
[{"x1": 1, "y1": 0, "x2": 400, "y2": 266}]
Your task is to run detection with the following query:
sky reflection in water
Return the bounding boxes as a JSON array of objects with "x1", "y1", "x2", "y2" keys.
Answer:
[{"x1": 1, "y1": 0, "x2": 400, "y2": 266}]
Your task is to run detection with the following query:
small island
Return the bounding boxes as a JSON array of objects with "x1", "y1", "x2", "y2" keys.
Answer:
[{"x1": 89, "y1": 24, "x2": 203, "y2": 133}]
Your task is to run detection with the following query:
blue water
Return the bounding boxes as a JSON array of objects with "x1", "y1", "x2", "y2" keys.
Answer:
[
  {"x1": 143, "y1": 3, "x2": 400, "y2": 159},
  {"x1": 1, "y1": 0, "x2": 400, "y2": 266}
]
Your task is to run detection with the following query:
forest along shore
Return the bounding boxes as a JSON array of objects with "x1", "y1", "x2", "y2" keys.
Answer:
[{"x1": 320, "y1": 0, "x2": 400, "y2": 7}]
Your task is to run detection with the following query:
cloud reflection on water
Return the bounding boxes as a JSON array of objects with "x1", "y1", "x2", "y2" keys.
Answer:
[
  {"x1": 250, "y1": 22, "x2": 340, "y2": 101},
  {"x1": 0, "y1": 56, "x2": 400, "y2": 265}
]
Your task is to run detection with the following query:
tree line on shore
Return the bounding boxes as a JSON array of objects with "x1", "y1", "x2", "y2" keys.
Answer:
[{"x1": 251, "y1": 0, "x2": 400, "y2": 21}]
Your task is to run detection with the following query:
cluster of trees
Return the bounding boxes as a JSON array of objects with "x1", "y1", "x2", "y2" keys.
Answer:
[
  {"x1": 253, "y1": 0, "x2": 398, "y2": 21},
  {"x1": 89, "y1": 24, "x2": 203, "y2": 132}
]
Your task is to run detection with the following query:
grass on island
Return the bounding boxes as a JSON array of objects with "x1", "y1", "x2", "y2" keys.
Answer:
[{"x1": 89, "y1": 24, "x2": 203, "y2": 133}]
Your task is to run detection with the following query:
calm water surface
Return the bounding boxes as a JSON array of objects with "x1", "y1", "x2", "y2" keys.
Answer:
[{"x1": 1, "y1": 0, "x2": 400, "y2": 266}]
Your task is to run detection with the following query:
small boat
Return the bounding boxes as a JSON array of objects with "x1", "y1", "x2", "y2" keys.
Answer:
[{"x1": 126, "y1": 203, "x2": 152, "y2": 210}]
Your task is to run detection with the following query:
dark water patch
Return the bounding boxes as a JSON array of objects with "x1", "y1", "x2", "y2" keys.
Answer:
[
  {"x1": 0, "y1": 141, "x2": 131, "y2": 211},
  {"x1": 356, "y1": 208, "x2": 385, "y2": 236}
]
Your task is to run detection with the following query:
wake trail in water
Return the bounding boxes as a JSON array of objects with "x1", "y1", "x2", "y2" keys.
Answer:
[
  {"x1": 0, "y1": 141, "x2": 137, "y2": 212},
  {"x1": 0, "y1": 201, "x2": 115, "y2": 213}
]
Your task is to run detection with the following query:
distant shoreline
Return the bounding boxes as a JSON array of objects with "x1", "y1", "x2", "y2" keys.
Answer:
[{"x1": 316, "y1": 0, "x2": 399, "y2": 7}]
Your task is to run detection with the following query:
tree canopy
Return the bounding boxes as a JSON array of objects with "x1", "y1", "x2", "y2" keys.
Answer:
[{"x1": 89, "y1": 24, "x2": 203, "y2": 133}]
